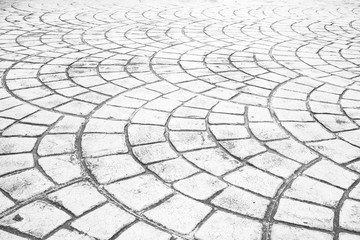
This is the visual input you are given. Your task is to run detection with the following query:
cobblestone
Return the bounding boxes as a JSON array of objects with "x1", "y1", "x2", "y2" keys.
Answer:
[{"x1": 0, "y1": 0, "x2": 360, "y2": 239}]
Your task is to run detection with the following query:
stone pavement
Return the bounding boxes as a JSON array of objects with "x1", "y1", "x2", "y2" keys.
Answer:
[{"x1": 0, "y1": 0, "x2": 360, "y2": 239}]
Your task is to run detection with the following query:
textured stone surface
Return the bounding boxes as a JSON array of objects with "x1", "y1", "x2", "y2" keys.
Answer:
[{"x1": 0, "y1": 0, "x2": 360, "y2": 238}]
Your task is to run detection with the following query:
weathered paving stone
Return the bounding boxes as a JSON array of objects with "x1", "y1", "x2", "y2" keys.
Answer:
[
  {"x1": 211, "y1": 186, "x2": 270, "y2": 218},
  {"x1": 148, "y1": 157, "x2": 199, "y2": 182},
  {"x1": 0, "y1": 169, "x2": 54, "y2": 200},
  {"x1": 106, "y1": 174, "x2": 173, "y2": 211},
  {"x1": 47, "y1": 229, "x2": 95, "y2": 240},
  {"x1": 338, "y1": 232, "x2": 360, "y2": 240},
  {"x1": 85, "y1": 119, "x2": 126, "y2": 133},
  {"x1": 271, "y1": 223, "x2": 333, "y2": 240},
  {"x1": 249, "y1": 122, "x2": 288, "y2": 141},
  {"x1": 71, "y1": 203, "x2": 136, "y2": 240},
  {"x1": 183, "y1": 148, "x2": 240, "y2": 176},
  {"x1": 169, "y1": 131, "x2": 216, "y2": 152},
  {"x1": 38, "y1": 154, "x2": 83, "y2": 184},
  {"x1": 284, "y1": 176, "x2": 344, "y2": 207},
  {"x1": 0, "y1": 201, "x2": 71, "y2": 238},
  {"x1": 340, "y1": 199, "x2": 360, "y2": 232},
  {"x1": 195, "y1": 211, "x2": 262, "y2": 240},
  {"x1": 174, "y1": 172, "x2": 227, "y2": 200},
  {"x1": 133, "y1": 142, "x2": 178, "y2": 164},
  {"x1": 82, "y1": 134, "x2": 128, "y2": 157},
  {"x1": 0, "y1": 191, "x2": 14, "y2": 213},
  {"x1": 224, "y1": 166, "x2": 283, "y2": 197},
  {"x1": 308, "y1": 139, "x2": 360, "y2": 164},
  {"x1": 0, "y1": 229, "x2": 29, "y2": 240},
  {"x1": 144, "y1": 194, "x2": 211, "y2": 234},
  {"x1": 210, "y1": 124, "x2": 250, "y2": 140},
  {"x1": 304, "y1": 160, "x2": 358, "y2": 189},
  {"x1": 48, "y1": 181, "x2": 107, "y2": 216},
  {"x1": 128, "y1": 124, "x2": 165, "y2": 145},
  {"x1": 86, "y1": 154, "x2": 145, "y2": 184},
  {"x1": 0, "y1": 137, "x2": 37, "y2": 154},
  {"x1": 38, "y1": 134, "x2": 76, "y2": 156},
  {"x1": 275, "y1": 198, "x2": 334, "y2": 230},
  {"x1": 282, "y1": 122, "x2": 334, "y2": 142},
  {"x1": 0, "y1": 153, "x2": 34, "y2": 176},
  {"x1": 248, "y1": 152, "x2": 301, "y2": 178},
  {"x1": 115, "y1": 222, "x2": 171, "y2": 240},
  {"x1": 220, "y1": 139, "x2": 267, "y2": 160},
  {"x1": 266, "y1": 138, "x2": 318, "y2": 164}
]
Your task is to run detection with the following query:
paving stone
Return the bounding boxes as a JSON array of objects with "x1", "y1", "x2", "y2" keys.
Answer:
[
  {"x1": 248, "y1": 106, "x2": 273, "y2": 122},
  {"x1": 131, "y1": 109, "x2": 169, "y2": 125},
  {"x1": 0, "y1": 137, "x2": 37, "y2": 154},
  {"x1": 48, "y1": 181, "x2": 107, "y2": 216},
  {"x1": 305, "y1": 160, "x2": 358, "y2": 189},
  {"x1": 115, "y1": 222, "x2": 171, "y2": 240},
  {"x1": 248, "y1": 152, "x2": 301, "y2": 178},
  {"x1": 85, "y1": 119, "x2": 126, "y2": 133},
  {"x1": 128, "y1": 124, "x2": 165, "y2": 145},
  {"x1": 195, "y1": 211, "x2": 262, "y2": 240},
  {"x1": 47, "y1": 229, "x2": 95, "y2": 240},
  {"x1": 0, "y1": 201, "x2": 70, "y2": 238},
  {"x1": 133, "y1": 142, "x2": 178, "y2": 164},
  {"x1": 82, "y1": 134, "x2": 128, "y2": 157},
  {"x1": 148, "y1": 157, "x2": 199, "y2": 182},
  {"x1": 0, "y1": 169, "x2": 54, "y2": 200},
  {"x1": 275, "y1": 109, "x2": 314, "y2": 122},
  {"x1": 72, "y1": 203, "x2": 136, "y2": 240},
  {"x1": 284, "y1": 176, "x2": 344, "y2": 207},
  {"x1": 174, "y1": 173, "x2": 227, "y2": 200},
  {"x1": 340, "y1": 199, "x2": 360, "y2": 232},
  {"x1": 339, "y1": 129, "x2": 360, "y2": 147},
  {"x1": 209, "y1": 112, "x2": 245, "y2": 124},
  {"x1": 220, "y1": 139, "x2": 267, "y2": 160},
  {"x1": 350, "y1": 182, "x2": 360, "y2": 200},
  {"x1": 275, "y1": 198, "x2": 334, "y2": 230},
  {"x1": 144, "y1": 194, "x2": 211, "y2": 234},
  {"x1": 339, "y1": 232, "x2": 360, "y2": 240},
  {"x1": 38, "y1": 134, "x2": 76, "y2": 156},
  {"x1": 2, "y1": 123, "x2": 48, "y2": 137},
  {"x1": 173, "y1": 106, "x2": 208, "y2": 118},
  {"x1": 38, "y1": 154, "x2": 83, "y2": 184},
  {"x1": 315, "y1": 114, "x2": 358, "y2": 132},
  {"x1": 210, "y1": 124, "x2": 250, "y2": 140},
  {"x1": 271, "y1": 223, "x2": 333, "y2": 240},
  {"x1": 169, "y1": 131, "x2": 216, "y2": 152},
  {"x1": 183, "y1": 148, "x2": 241, "y2": 176},
  {"x1": 211, "y1": 186, "x2": 270, "y2": 218},
  {"x1": 308, "y1": 139, "x2": 360, "y2": 164},
  {"x1": 224, "y1": 166, "x2": 283, "y2": 197},
  {"x1": 266, "y1": 138, "x2": 318, "y2": 164},
  {"x1": 0, "y1": 191, "x2": 14, "y2": 213},
  {"x1": 0, "y1": 230, "x2": 29, "y2": 240},
  {"x1": 86, "y1": 154, "x2": 145, "y2": 184},
  {"x1": 106, "y1": 174, "x2": 173, "y2": 211},
  {"x1": 168, "y1": 117, "x2": 206, "y2": 130},
  {"x1": 0, "y1": 153, "x2": 34, "y2": 176},
  {"x1": 56, "y1": 101, "x2": 95, "y2": 115},
  {"x1": 212, "y1": 101, "x2": 245, "y2": 114},
  {"x1": 282, "y1": 122, "x2": 334, "y2": 141},
  {"x1": 145, "y1": 97, "x2": 182, "y2": 112},
  {"x1": 92, "y1": 105, "x2": 135, "y2": 120},
  {"x1": 250, "y1": 122, "x2": 288, "y2": 141},
  {"x1": 21, "y1": 110, "x2": 61, "y2": 125},
  {"x1": 50, "y1": 116, "x2": 84, "y2": 133}
]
